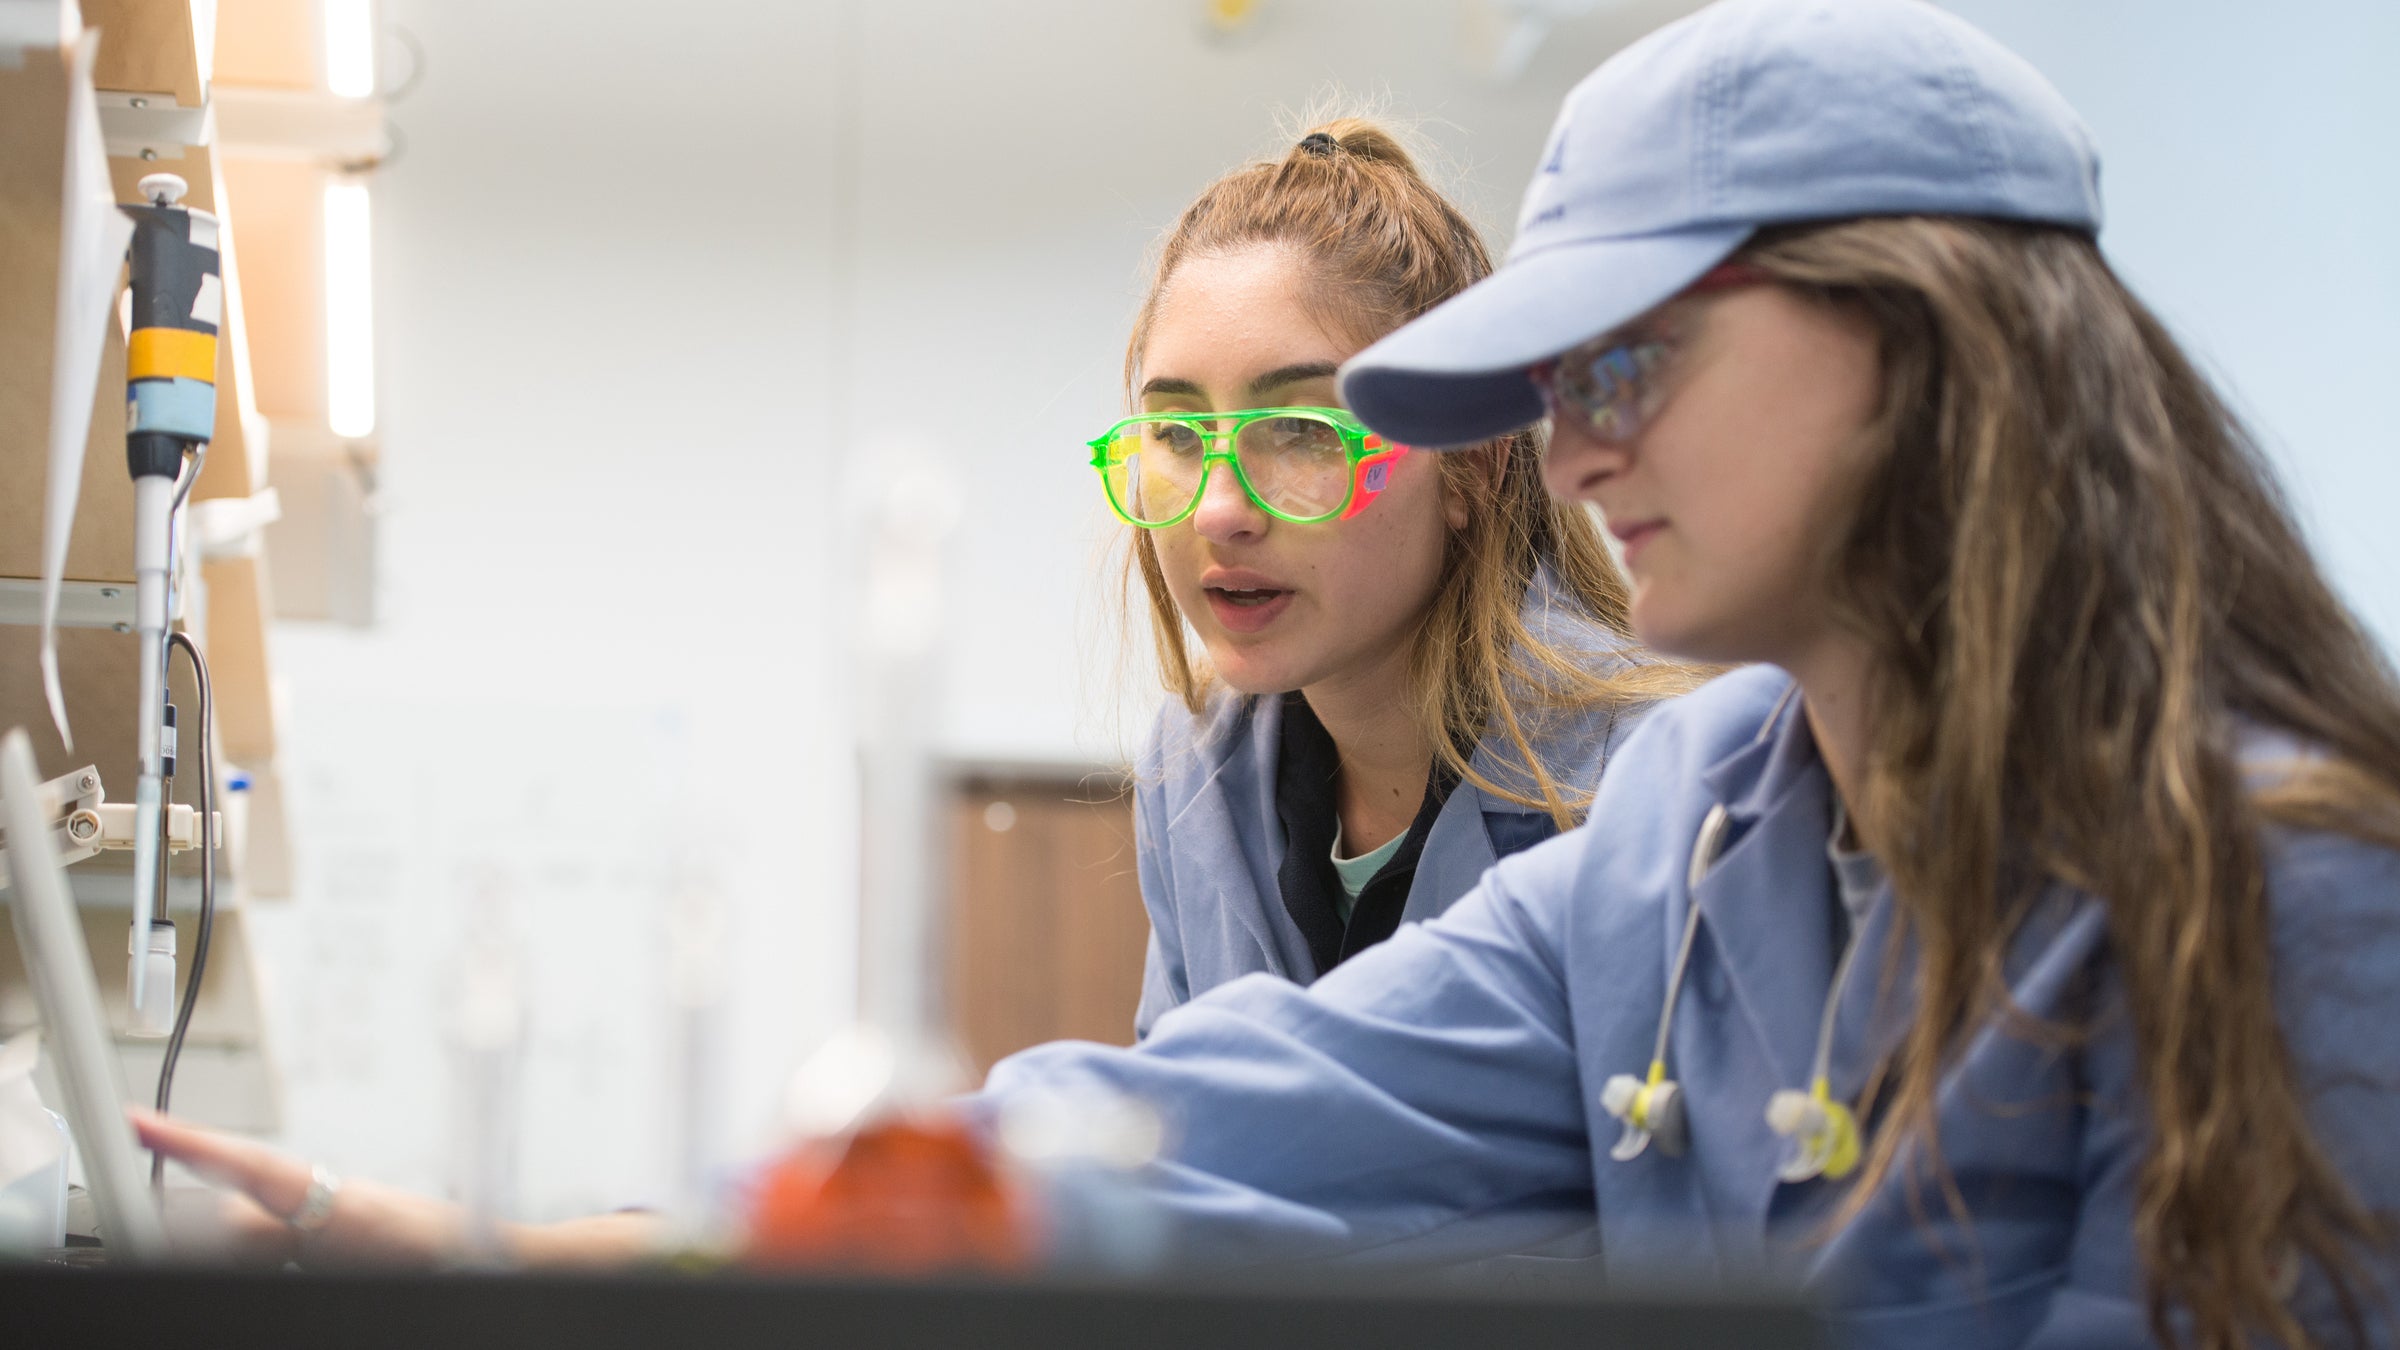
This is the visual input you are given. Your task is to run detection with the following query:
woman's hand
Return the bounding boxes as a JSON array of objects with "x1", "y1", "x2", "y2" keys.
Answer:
[
  {"x1": 132, "y1": 1108, "x2": 470, "y2": 1267},
  {"x1": 130, "y1": 1109, "x2": 668, "y2": 1269}
]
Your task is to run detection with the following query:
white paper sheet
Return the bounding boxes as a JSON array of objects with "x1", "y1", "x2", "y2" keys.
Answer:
[{"x1": 40, "y1": 27, "x2": 135, "y2": 751}]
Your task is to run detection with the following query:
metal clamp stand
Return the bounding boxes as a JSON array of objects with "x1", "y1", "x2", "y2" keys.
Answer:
[{"x1": 0, "y1": 764, "x2": 217, "y2": 893}]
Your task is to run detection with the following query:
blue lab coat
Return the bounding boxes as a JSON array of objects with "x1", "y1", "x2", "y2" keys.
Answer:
[
  {"x1": 990, "y1": 664, "x2": 2400, "y2": 1346},
  {"x1": 1131, "y1": 569, "x2": 1650, "y2": 1038}
]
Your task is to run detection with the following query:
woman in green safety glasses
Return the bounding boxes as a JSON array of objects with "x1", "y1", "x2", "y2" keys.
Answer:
[
  {"x1": 1104, "y1": 117, "x2": 1698, "y2": 1041},
  {"x1": 1090, "y1": 405, "x2": 1407, "y2": 530}
]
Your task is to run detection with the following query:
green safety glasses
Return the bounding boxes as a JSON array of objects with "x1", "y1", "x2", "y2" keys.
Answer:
[{"x1": 1087, "y1": 406, "x2": 1410, "y2": 528}]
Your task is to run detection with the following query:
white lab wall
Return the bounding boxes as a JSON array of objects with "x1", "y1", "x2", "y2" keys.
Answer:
[
  {"x1": 1942, "y1": 0, "x2": 2400, "y2": 652},
  {"x1": 248, "y1": 1, "x2": 858, "y2": 1215},
  {"x1": 244, "y1": 0, "x2": 2398, "y2": 1220}
]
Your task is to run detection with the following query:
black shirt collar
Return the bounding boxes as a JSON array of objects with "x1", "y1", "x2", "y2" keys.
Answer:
[{"x1": 1273, "y1": 692, "x2": 1460, "y2": 979}]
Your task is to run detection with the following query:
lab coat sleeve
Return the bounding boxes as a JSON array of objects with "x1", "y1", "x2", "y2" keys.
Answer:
[
  {"x1": 2013, "y1": 829, "x2": 2400, "y2": 1349},
  {"x1": 1132, "y1": 767, "x2": 1188, "y2": 1042},
  {"x1": 985, "y1": 828, "x2": 1597, "y2": 1270}
]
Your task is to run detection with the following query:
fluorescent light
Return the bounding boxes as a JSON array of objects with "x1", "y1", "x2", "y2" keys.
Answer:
[
  {"x1": 323, "y1": 0, "x2": 375, "y2": 99},
  {"x1": 193, "y1": 1, "x2": 220, "y2": 85},
  {"x1": 324, "y1": 181, "x2": 376, "y2": 439}
]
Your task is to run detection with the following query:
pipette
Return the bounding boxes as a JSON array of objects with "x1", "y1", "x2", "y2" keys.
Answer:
[{"x1": 118, "y1": 173, "x2": 220, "y2": 1029}]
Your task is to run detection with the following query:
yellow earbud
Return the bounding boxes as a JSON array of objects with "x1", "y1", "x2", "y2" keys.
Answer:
[
  {"x1": 1764, "y1": 1078, "x2": 1859, "y2": 1183},
  {"x1": 1600, "y1": 1060, "x2": 1688, "y2": 1160}
]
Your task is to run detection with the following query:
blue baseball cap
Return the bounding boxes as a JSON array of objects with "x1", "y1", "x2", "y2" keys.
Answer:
[{"x1": 1339, "y1": 0, "x2": 2103, "y2": 449}]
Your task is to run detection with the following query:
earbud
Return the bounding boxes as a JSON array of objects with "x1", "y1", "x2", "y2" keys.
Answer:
[
  {"x1": 1599, "y1": 1063, "x2": 1687, "y2": 1160},
  {"x1": 1764, "y1": 1082, "x2": 1859, "y2": 1183},
  {"x1": 1599, "y1": 802, "x2": 1729, "y2": 1167}
]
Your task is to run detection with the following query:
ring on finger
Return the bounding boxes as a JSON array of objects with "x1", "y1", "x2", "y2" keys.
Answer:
[{"x1": 284, "y1": 1163, "x2": 341, "y2": 1232}]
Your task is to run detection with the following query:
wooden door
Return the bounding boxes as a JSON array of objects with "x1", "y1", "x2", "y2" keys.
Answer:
[{"x1": 946, "y1": 773, "x2": 1149, "y2": 1076}]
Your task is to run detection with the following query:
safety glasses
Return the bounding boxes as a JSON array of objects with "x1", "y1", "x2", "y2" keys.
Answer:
[
  {"x1": 1532, "y1": 336, "x2": 1676, "y2": 445},
  {"x1": 1530, "y1": 262, "x2": 1768, "y2": 446},
  {"x1": 1087, "y1": 406, "x2": 1409, "y2": 528}
]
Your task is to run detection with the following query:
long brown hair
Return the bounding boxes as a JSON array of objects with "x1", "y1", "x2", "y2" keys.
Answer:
[
  {"x1": 1747, "y1": 215, "x2": 2400, "y2": 1348},
  {"x1": 1123, "y1": 117, "x2": 1696, "y2": 823}
]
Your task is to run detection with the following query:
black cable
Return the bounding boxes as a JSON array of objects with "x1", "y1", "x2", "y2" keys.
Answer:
[
  {"x1": 151, "y1": 701, "x2": 175, "y2": 994},
  {"x1": 151, "y1": 630, "x2": 215, "y2": 1189},
  {"x1": 168, "y1": 441, "x2": 208, "y2": 516}
]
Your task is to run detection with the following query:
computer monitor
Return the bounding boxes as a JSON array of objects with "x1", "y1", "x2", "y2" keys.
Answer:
[{"x1": 1, "y1": 728, "x2": 166, "y2": 1258}]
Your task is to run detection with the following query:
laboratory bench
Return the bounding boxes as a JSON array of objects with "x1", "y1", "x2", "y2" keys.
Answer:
[{"x1": 0, "y1": 1263, "x2": 1824, "y2": 1349}]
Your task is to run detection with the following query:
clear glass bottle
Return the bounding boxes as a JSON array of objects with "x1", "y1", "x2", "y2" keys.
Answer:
[{"x1": 742, "y1": 466, "x2": 1037, "y2": 1274}]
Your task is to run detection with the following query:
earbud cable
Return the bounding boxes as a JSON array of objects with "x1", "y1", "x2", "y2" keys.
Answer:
[
  {"x1": 1811, "y1": 923, "x2": 1864, "y2": 1098},
  {"x1": 1650, "y1": 817, "x2": 1718, "y2": 1070},
  {"x1": 1646, "y1": 683, "x2": 1806, "y2": 1081},
  {"x1": 1812, "y1": 798, "x2": 1867, "y2": 1096}
]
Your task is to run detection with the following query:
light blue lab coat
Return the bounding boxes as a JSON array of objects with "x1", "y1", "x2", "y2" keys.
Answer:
[
  {"x1": 1132, "y1": 569, "x2": 1649, "y2": 1038},
  {"x1": 990, "y1": 664, "x2": 2400, "y2": 1346}
]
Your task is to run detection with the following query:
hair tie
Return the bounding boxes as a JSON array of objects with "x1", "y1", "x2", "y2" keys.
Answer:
[{"x1": 1297, "y1": 132, "x2": 1339, "y2": 158}]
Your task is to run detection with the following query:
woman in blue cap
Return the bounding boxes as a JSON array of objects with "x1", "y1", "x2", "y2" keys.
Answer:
[
  {"x1": 139, "y1": 1, "x2": 2400, "y2": 1344},
  {"x1": 988, "y1": 0, "x2": 2400, "y2": 1344}
]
